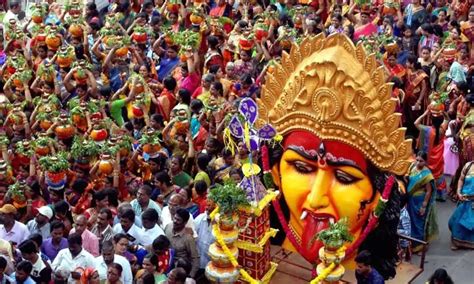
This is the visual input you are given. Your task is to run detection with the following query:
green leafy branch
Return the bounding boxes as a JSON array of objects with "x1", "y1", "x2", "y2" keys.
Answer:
[{"x1": 208, "y1": 180, "x2": 250, "y2": 215}]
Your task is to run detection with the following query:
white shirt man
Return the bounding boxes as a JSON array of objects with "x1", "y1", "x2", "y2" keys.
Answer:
[
  {"x1": 95, "y1": 254, "x2": 132, "y2": 284},
  {"x1": 140, "y1": 224, "x2": 165, "y2": 246},
  {"x1": 0, "y1": 204, "x2": 30, "y2": 245},
  {"x1": 112, "y1": 222, "x2": 144, "y2": 245},
  {"x1": 161, "y1": 206, "x2": 197, "y2": 238},
  {"x1": 51, "y1": 235, "x2": 95, "y2": 283}
]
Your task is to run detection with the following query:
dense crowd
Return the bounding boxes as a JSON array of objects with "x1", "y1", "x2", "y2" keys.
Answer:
[{"x1": 0, "y1": 0, "x2": 472, "y2": 283}]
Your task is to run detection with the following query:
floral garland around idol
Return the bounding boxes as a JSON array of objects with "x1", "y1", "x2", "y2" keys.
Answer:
[{"x1": 209, "y1": 207, "x2": 262, "y2": 284}]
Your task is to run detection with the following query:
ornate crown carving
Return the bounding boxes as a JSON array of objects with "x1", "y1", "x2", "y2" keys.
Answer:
[{"x1": 257, "y1": 33, "x2": 411, "y2": 175}]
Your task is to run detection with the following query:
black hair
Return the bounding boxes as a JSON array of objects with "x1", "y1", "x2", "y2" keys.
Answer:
[
  {"x1": 173, "y1": 155, "x2": 185, "y2": 167},
  {"x1": 229, "y1": 168, "x2": 243, "y2": 179},
  {"x1": 113, "y1": 233, "x2": 129, "y2": 244},
  {"x1": 222, "y1": 148, "x2": 234, "y2": 158},
  {"x1": 176, "y1": 258, "x2": 192, "y2": 276},
  {"x1": 428, "y1": 268, "x2": 454, "y2": 284},
  {"x1": 150, "y1": 16, "x2": 161, "y2": 25},
  {"x1": 102, "y1": 240, "x2": 114, "y2": 252},
  {"x1": 68, "y1": 233, "x2": 83, "y2": 246},
  {"x1": 211, "y1": 81, "x2": 224, "y2": 96},
  {"x1": 355, "y1": 250, "x2": 373, "y2": 266},
  {"x1": 194, "y1": 180, "x2": 208, "y2": 196},
  {"x1": 105, "y1": 188, "x2": 119, "y2": 207},
  {"x1": 141, "y1": 208, "x2": 159, "y2": 224},
  {"x1": 332, "y1": 14, "x2": 343, "y2": 22},
  {"x1": 390, "y1": 76, "x2": 404, "y2": 89},
  {"x1": 140, "y1": 272, "x2": 155, "y2": 284},
  {"x1": 152, "y1": 235, "x2": 171, "y2": 251},
  {"x1": 91, "y1": 190, "x2": 109, "y2": 208},
  {"x1": 89, "y1": 22, "x2": 101, "y2": 31},
  {"x1": 86, "y1": 2, "x2": 97, "y2": 10},
  {"x1": 156, "y1": 171, "x2": 172, "y2": 186},
  {"x1": 207, "y1": 35, "x2": 220, "y2": 50},
  {"x1": 431, "y1": 115, "x2": 444, "y2": 145},
  {"x1": 72, "y1": 179, "x2": 88, "y2": 194},
  {"x1": 151, "y1": 114, "x2": 165, "y2": 127},
  {"x1": 421, "y1": 46, "x2": 432, "y2": 53},
  {"x1": 124, "y1": 121, "x2": 134, "y2": 132},
  {"x1": 208, "y1": 65, "x2": 221, "y2": 74},
  {"x1": 346, "y1": 24, "x2": 355, "y2": 40},
  {"x1": 144, "y1": 252, "x2": 158, "y2": 264},
  {"x1": 417, "y1": 151, "x2": 428, "y2": 161},
  {"x1": 178, "y1": 89, "x2": 191, "y2": 105},
  {"x1": 140, "y1": 184, "x2": 153, "y2": 196},
  {"x1": 432, "y1": 24, "x2": 444, "y2": 38},
  {"x1": 190, "y1": 99, "x2": 204, "y2": 113},
  {"x1": 120, "y1": 209, "x2": 135, "y2": 222},
  {"x1": 143, "y1": 0, "x2": 154, "y2": 9},
  {"x1": 99, "y1": 207, "x2": 113, "y2": 220},
  {"x1": 50, "y1": 220, "x2": 65, "y2": 232},
  {"x1": 196, "y1": 152, "x2": 210, "y2": 170},
  {"x1": 109, "y1": 263, "x2": 123, "y2": 276},
  {"x1": 421, "y1": 23, "x2": 433, "y2": 34},
  {"x1": 9, "y1": 1, "x2": 20, "y2": 9},
  {"x1": 175, "y1": 208, "x2": 190, "y2": 223},
  {"x1": 452, "y1": 25, "x2": 462, "y2": 37},
  {"x1": 449, "y1": 19, "x2": 459, "y2": 28},
  {"x1": 18, "y1": 240, "x2": 37, "y2": 254},
  {"x1": 53, "y1": 200, "x2": 70, "y2": 215},
  {"x1": 240, "y1": 74, "x2": 253, "y2": 85},
  {"x1": 456, "y1": 81, "x2": 469, "y2": 94},
  {"x1": 407, "y1": 55, "x2": 422, "y2": 70},
  {"x1": 169, "y1": 267, "x2": 187, "y2": 282},
  {"x1": 16, "y1": 260, "x2": 33, "y2": 274},
  {"x1": 0, "y1": 257, "x2": 6, "y2": 270},
  {"x1": 28, "y1": 233, "x2": 43, "y2": 248}
]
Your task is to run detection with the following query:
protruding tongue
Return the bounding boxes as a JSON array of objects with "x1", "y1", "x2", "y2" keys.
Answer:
[{"x1": 300, "y1": 214, "x2": 330, "y2": 263}]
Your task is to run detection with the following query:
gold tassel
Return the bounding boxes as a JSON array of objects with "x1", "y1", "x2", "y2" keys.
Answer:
[
  {"x1": 223, "y1": 128, "x2": 237, "y2": 156},
  {"x1": 244, "y1": 123, "x2": 251, "y2": 150}
]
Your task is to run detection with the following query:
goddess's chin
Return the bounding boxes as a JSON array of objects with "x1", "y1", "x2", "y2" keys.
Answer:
[{"x1": 284, "y1": 215, "x2": 360, "y2": 268}]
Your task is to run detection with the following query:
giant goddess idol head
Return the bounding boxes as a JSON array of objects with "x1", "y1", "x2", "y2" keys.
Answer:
[{"x1": 257, "y1": 34, "x2": 412, "y2": 279}]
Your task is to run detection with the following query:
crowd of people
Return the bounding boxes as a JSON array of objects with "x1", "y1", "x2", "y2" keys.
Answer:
[{"x1": 0, "y1": 0, "x2": 471, "y2": 283}]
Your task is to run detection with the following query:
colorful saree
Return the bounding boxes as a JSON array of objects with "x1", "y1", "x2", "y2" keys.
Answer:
[
  {"x1": 460, "y1": 111, "x2": 474, "y2": 166},
  {"x1": 403, "y1": 71, "x2": 428, "y2": 137},
  {"x1": 407, "y1": 164, "x2": 438, "y2": 242},
  {"x1": 354, "y1": 22, "x2": 378, "y2": 41},
  {"x1": 449, "y1": 162, "x2": 474, "y2": 248},
  {"x1": 448, "y1": 162, "x2": 474, "y2": 249},
  {"x1": 418, "y1": 125, "x2": 446, "y2": 197}
]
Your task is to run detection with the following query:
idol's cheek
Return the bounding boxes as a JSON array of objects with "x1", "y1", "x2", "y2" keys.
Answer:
[{"x1": 271, "y1": 164, "x2": 281, "y2": 188}]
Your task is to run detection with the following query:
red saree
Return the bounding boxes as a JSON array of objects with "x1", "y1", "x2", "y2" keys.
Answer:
[{"x1": 354, "y1": 22, "x2": 378, "y2": 41}]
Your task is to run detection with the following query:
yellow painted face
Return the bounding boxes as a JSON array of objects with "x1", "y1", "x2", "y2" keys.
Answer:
[{"x1": 273, "y1": 149, "x2": 379, "y2": 263}]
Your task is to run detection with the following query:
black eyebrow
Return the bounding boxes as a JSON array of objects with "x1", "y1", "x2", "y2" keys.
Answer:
[
  {"x1": 327, "y1": 160, "x2": 363, "y2": 172},
  {"x1": 287, "y1": 146, "x2": 318, "y2": 161}
]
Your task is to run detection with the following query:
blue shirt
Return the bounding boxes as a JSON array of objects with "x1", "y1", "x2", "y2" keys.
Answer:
[
  {"x1": 41, "y1": 237, "x2": 68, "y2": 262},
  {"x1": 9, "y1": 273, "x2": 35, "y2": 284},
  {"x1": 194, "y1": 212, "x2": 215, "y2": 269},
  {"x1": 158, "y1": 57, "x2": 179, "y2": 82},
  {"x1": 356, "y1": 268, "x2": 385, "y2": 284},
  {"x1": 109, "y1": 67, "x2": 124, "y2": 93}
]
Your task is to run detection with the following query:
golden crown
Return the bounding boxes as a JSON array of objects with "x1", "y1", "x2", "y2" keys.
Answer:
[{"x1": 257, "y1": 33, "x2": 411, "y2": 175}]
